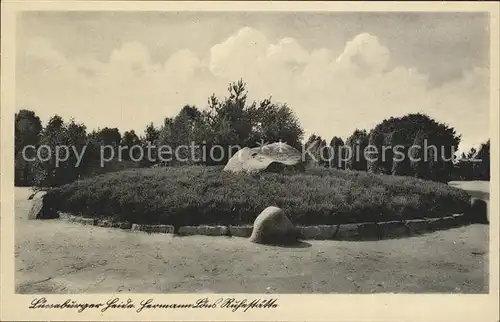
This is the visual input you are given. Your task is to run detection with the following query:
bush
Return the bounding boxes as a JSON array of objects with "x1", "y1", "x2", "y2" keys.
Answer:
[
  {"x1": 44, "y1": 166, "x2": 470, "y2": 226},
  {"x1": 367, "y1": 113, "x2": 461, "y2": 182}
]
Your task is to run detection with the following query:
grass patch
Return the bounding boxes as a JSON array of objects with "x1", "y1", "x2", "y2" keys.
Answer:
[{"x1": 44, "y1": 166, "x2": 470, "y2": 226}]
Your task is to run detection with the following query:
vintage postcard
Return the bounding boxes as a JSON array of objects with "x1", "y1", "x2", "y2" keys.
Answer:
[{"x1": 1, "y1": 1, "x2": 499, "y2": 321}]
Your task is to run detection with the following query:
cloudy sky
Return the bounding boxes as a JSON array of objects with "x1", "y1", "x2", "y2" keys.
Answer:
[{"x1": 16, "y1": 11, "x2": 490, "y2": 150}]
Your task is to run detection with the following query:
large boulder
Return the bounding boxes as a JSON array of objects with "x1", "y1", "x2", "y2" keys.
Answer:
[
  {"x1": 223, "y1": 142, "x2": 304, "y2": 174},
  {"x1": 27, "y1": 196, "x2": 58, "y2": 220},
  {"x1": 249, "y1": 206, "x2": 298, "y2": 245}
]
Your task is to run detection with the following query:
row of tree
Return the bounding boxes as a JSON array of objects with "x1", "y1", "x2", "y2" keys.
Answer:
[
  {"x1": 303, "y1": 115, "x2": 490, "y2": 182},
  {"x1": 455, "y1": 140, "x2": 490, "y2": 181},
  {"x1": 15, "y1": 80, "x2": 304, "y2": 186},
  {"x1": 15, "y1": 79, "x2": 490, "y2": 187}
]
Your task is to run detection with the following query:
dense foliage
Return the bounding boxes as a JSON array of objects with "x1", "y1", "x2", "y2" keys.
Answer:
[
  {"x1": 345, "y1": 129, "x2": 369, "y2": 171},
  {"x1": 16, "y1": 80, "x2": 304, "y2": 186},
  {"x1": 329, "y1": 136, "x2": 345, "y2": 169},
  {"x1": 454, "y1": 140, "x2": 490, "y2": 181},
  {"x1": 15, "y1": 79, "x2": 489, "y2": 187},
  {"x1": 157, "y1": 80, "x2": 304, "y2": 166},
  {"x1": 44, "y1": 166, "x2": 470, "y2": 226},
  {"x1": 31, "y1": 116, "x2": 90, "y2": 187},
  {"x1": 367, "y1": 113, "x2": 461, "y2": 182},
  {"x1": 15, "y1": 110, "x2": 42, "y2": 186}
]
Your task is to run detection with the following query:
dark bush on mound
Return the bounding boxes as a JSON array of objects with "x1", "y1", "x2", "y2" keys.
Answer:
[{"x1": 44, "y1": 166, "x2": 470, "y2": 226}]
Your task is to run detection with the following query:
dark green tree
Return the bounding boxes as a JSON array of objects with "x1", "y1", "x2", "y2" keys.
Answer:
[
  {"x1": 473, "y1": 140, "x2": 490, "y2": 180},
  {"x1": 121, "y1": 130, "x2": 141, "y2": 160},
  {"x1": 247, "y1": 98, "x2": 304, "y2": 149},
  {"x1": 345, "y1": 129, "x2": 369, "y2": 171},
  {"x1": 141, "y1": 122, "x2": 160, "y2": 166},
  {"x1": 367, "y1": 113, "x2": 460, "y2": 181},
  {"x1": 304, "y1": 134, "x2": 328, "y2": 167},
  {"x1": 158, "y1": 79, "x2": 305, "y2": 166},
  {"x1": 329, "y1": 136, "x2": 345, "y2": 169},
  {"x1": 14, "y1": 109, "x2": 42, "y2": 185},
  {"x1": 410, "y1": 130, "x2": 429, "y2": 179},
  {"x1": 32, "y1": 116, "x2": 88, "y2": 187}
]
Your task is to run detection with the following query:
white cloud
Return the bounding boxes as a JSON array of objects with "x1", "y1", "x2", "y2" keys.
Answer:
[
  {"x1": 20, "y1": 37, "x2": 69, "y2": 67},
  {"x1": 209, "y1": 26, "x2": 268, "y2": 81},
  {"x1": 163, "y1": 49, "x2": 202, "y2": 78},
  {"x1": 335, "y1": 33, "x2": 391, "y2": 74},
  {"x1": 16, "y1": 29, "x2": 489, "y2": 150},
  {"x1": 109, "y1": 41, "x2": 151, "y2": 67},
  {"x1": 266, "y1": 37, "x2": 309, "y2": 64}
]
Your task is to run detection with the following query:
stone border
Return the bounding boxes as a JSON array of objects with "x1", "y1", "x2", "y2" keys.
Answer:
[
  {"x1": 58, "y1": 213, "x2": 97, "y2": 226},
  {"x1": 131, "y1": 224, "x2": 174, "y2": 234},
  {"x1": 228, "y1": 225, "x2": 253, "y2": 237},
  {"x1": 96, "y1": 219, "x2": 133, "y2": 230},
  {"x1": 57, "y1": 211, "x2": 471, "y2": 240}
]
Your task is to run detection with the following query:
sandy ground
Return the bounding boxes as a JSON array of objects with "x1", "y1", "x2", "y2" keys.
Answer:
[{"x1": 15, "y1": 182, "x2": 489, "y2": 293}]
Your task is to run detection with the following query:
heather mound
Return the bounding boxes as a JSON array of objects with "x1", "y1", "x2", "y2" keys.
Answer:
[{"x1": 44, "y1": 166, "x2": 470, "y2": 226}]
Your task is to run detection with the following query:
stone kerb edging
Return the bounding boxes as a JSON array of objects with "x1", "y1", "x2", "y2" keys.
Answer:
[
  {"x1": 131, "y1": 224, "x2": 174, "y2": 233},
  {"x1": 58, "y1": 213, "x2": 97, "y2": 226},
  {"x1": 56, "y1": 211, "x2": 470, "y2": 240}
]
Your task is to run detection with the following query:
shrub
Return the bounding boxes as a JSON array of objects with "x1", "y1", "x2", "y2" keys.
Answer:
[
  {"x1": 44, "y1": 166, "x2": 470, "y2": 226},
  {"x1": 367, "y1": 113, "x2": 461, "y2": 182}
]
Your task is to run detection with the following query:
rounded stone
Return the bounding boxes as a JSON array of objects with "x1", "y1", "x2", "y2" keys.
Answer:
[
  {"x1": 249, "y1": 206, "x2": 298, "y2": 245},
  {"x1": 468, "y1": 198, "x2": 488, "y2": 224},
  {"x1": 27, "y1": 197, "x2": 58, "y2": 220}
]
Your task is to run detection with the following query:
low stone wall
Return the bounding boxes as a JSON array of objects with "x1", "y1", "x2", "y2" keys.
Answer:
[
  {"x1": 56, "y1": 211, "x2": 470, "y2": 241},
  {"x1": 95, "y1": 219, "x2": 133, "y2": 230},
  {"x1": 58, "y1": 213, "x2": 96, "y2": 226},
  {"x1": 228, "y1": 225, "x2": 254, "y2": 238},
  {"x1": 131, "y1": 224, "x2": 175, "y2": 234}
]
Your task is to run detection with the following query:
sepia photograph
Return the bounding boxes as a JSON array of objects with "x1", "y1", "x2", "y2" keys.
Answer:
[{"x1": 1, "y1": 1, "x2": 499, "y2": 321}]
